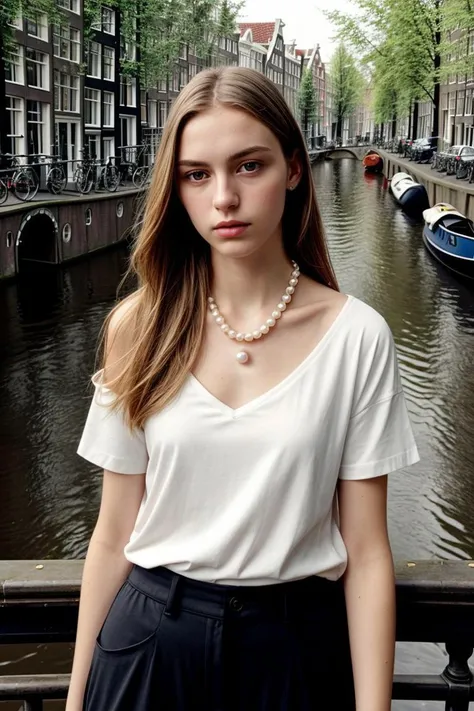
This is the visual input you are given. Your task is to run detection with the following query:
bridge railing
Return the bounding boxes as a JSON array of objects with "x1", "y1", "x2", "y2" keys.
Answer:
[{"x1": 1, "y1": 560, "x2": 474, "y2": 710}]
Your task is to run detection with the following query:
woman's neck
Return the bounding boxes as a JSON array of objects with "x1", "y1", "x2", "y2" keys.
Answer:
[{"x1": 210, "y1": 246, "x2": 294, "y2": 321}]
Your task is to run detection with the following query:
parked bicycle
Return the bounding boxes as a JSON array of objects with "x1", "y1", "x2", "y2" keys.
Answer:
[
  {"x1": 46, "y1": 155, "x2": 68, "y2": 194},
  {"x1": 0, "y1": 153, "x2": 39, "y2": 203},
  {"x1": 74, "y1": 150, "x2": 120, "y2": 194}
]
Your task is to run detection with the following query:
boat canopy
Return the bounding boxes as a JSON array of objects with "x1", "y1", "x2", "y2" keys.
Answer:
[
  {"x1": 391, "y1": 172, "x2": 414, "y2": 188},
  {"x1": 423, "y1": 203, "x2": 465, "y2": 230}
]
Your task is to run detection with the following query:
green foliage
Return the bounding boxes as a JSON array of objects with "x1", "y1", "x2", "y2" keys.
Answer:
[
  {"x1": 326, "y1": 0, "x2": 473, "y2": 131},
  {"x1": 330, "y1": 43, "x2": 363, "y2": 133},
  {"x1": 1, "y1": 0, "x2": 63, "y2": 54},
  {"x1": 297, "y1": 67, "x2": 318, "y2": 128}
]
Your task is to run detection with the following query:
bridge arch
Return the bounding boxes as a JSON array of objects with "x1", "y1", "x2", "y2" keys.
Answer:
[{"x1": 16, "y1": 208, "x2": 58, "y2": 273}]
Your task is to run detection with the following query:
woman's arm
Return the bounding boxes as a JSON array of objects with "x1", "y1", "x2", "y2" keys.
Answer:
[
  {"x1": 338, "y1": 475, "x2": 395, "y2": 711},
  {"x1": 65, "y1": 470, "x2": 145, "y2": 711}
]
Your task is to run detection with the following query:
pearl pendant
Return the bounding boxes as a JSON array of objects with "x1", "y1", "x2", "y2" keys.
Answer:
[{"x1": 236, "y1": 350, "x2": 249, "y2": 364}]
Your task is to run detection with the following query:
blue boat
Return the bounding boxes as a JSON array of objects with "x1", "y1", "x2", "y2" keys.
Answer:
[
  {"x1": 422, "y1": 203, "x2": 474, "y2": 278},
  {"x1": 390, "y1": 172, "x2": 429, "y2": 215}
]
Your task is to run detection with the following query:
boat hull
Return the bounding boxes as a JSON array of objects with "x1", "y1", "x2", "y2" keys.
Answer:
[
  {"x1": 397, "y1": 185, "x2": 430, "y2": 214},
  {"x1": 423, "y1": 225, "x2": 474, "y2": 278},
  {"x1": 363, "y1": 153, "x2": 383, "y2": 172}
]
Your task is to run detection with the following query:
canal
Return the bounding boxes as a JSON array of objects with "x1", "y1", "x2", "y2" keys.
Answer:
[{"x1": 1, "y1": 157, "x2": 474, "y2": 710}]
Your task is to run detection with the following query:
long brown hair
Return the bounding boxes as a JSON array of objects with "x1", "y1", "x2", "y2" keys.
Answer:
[{"x1": 100, "y1": 66, "x2": 339, "y2": 428}]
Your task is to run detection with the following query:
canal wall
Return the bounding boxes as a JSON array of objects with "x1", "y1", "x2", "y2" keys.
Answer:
[
  {"x1": 377, "y1": 147, "x2": 474, "y2": 221},
  {"x1": 0, "y1": 189, "x2": 142, "y2": 280}
]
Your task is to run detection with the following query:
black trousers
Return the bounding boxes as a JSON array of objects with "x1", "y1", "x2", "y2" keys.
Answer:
[{"x1": 83, "y1": 565, "x2": 355, "y2": 711}]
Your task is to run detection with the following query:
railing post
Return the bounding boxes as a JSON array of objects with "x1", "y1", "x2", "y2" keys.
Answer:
[
  {"x1": 441, "y1": 642, "x2": 474, "y2": 711},
  {"x1": 23, "y1": 699, "x2": 43, "y2": 711}
]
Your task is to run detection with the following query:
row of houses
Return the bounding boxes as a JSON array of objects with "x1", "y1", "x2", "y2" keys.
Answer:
[{"x1": 2, "y1": 5, "x2": 336, "y2": 178}]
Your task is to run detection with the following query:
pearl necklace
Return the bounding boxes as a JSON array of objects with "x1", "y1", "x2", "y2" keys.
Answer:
[{"x1": 208, "y1": 261, "x2": 300, "y2": 364}]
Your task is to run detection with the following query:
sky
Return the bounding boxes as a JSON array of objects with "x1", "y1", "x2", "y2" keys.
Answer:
[{"x1": 240, "y1": 0, "x2": 351, "y2": 63}]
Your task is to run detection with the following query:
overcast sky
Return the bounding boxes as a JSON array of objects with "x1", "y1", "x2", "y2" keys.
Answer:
[{"x1": 240, "y1": 0, "x2": 351, "y2": 63}]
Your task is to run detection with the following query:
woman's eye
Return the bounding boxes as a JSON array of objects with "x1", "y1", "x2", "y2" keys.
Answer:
[
  {"x1": 187, "y1": 171, "x2": 207, "y2": 182},
  {"x1": 239, "y1": 161, "x2": 261, "y2": 173}
]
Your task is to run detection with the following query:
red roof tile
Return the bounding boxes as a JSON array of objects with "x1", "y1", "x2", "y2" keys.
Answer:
[{"x1": 238, "y1": 22, "x2": 276, "y2": 44}]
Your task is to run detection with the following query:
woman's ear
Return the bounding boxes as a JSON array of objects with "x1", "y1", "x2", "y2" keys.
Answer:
[{"x1": 287, "y1": 149, "x2": 302, "y2": 190}]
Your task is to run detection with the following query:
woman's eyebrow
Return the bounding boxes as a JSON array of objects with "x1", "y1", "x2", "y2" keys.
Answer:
[{"x1": 177, "y1": 145, "x2": 272, "y2": 168}]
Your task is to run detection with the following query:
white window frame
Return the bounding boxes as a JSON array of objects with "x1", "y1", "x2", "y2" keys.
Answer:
[
  {"x1": 102, "y1": 7, "x2": 115, "y2": 34},
  {"x1": 103, "y1": 91, "x2": 114, "y2": 127},
  {"x1": 85, "y1": 88, "x2": 101, "y2": 127},
  {"x1": 103, "y1": 137, "x2": 115, "y2": 161},
  {"x1": 26, "y1": 100, "x2": 49, "y2": 155},
  {"x1": 57, "y1": 0, "x2": 79, "y2": 12},
  {"x1": 147, "y1": 99, "x2": 157, "y2": 127},
  {"x1": 85, "y1": 132, "x2": 101, "y2": 159},
  {"x1": 26, "y1": 48, "x2": 49, "y2": 90},
  {"x1": 5, "y1": 45, "x2": 24, "y2": 85},
  {"x1": 8, "y1": 12, "x2": 22, "y2": 29},
  {"x1": 87, "y1": 41, "x2": 101, "y2": 78},
  {"x1": 159, "y1": 100, "x2": 167, "y2": 128},
  {"x1": 54, "y1": 24, "x2": 81, "y2": 63},
  {"x1": 119, "y1": 74, "x2": 136, "y2": 107},
  {"x1": 103, "y1": 46, "x2": 115, "y2": 80},
  {"x1": 6, "y1": 96, "x2": 25, "y2": 156},
  {"x1": 26, "y1": 13, "x2": 48, "y2": 41},
  {"x1": 54, "y1": 70, "x2": 79, "y2": 112}
]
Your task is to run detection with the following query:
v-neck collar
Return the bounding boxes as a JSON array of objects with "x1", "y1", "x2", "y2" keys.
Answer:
[{"x1": 189, "y1": 294, "x2": 353, "y2": 419}]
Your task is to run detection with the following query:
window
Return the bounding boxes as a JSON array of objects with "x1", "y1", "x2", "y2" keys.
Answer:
[
  {"x1": 140, "y1": 90, "x2": 147, "y2": 122},
  {"x1": 62, "y1": 223, "x2": 72, "y2": 243},
  {"x1": 5, "y1": 45, "x2": 24, "y2": 84},
  {"x1": 159, "y1": 101, "x2": 167, "y2": 128},
  {"x1": 27, "y1": 100, "x2": 47, "y2": 154},
  {"x1": 119, "y1": 75, "x2": 136, "y2": 106},
  {"x1": 8, "y1": 13, "x2": 22, "y2": 29},
  {"x1": 103, "y1": 91, "x2": 114, "y2": 126},
  {"x1": 158, "y1": 78, "x2": 167, "y2": 92},
  {"x1": 189, "y1": 63, "x2": 197, "y2": 78},
  {"x1": 102, "y1": 7, "x2": 115, "y2": 34},
  {"x1": 54, "y1": 25, "x2": 80, "y2": 62},
  {"x1": 85, "y1": 208, "x2": 92, "y2": 226},
  {"x1": 147, "y1": 99, "x2": 157, "y2": 127},
  {"x1": 179, "y1": 66, "x2": 188, "y2": 88},
  {"x1": 457, "y1": 90, "x2": 465, "y2": 115},
  {"x1": 57, "y1": 0, "x2": 79, "y2": 11},
  {"x1": 6, "y1": 96, "x2": 24, "y2": 155},
  {"x1": 54, "y1": 70, "x2": 79, "y2": 112},
  {"x1": 85, "y1": 133, "x2": 100, "y2": 158},
  {"x1": 103, "y1": 137, "x2": 115, "y2": 160},
  {"x1": 172, "y1": 67, "x2": 179, "y2": 92},
  {"x1": 26, "y1": 48, "x2": 48, "y2": 89},
  {"x1": 103, "y1": 46, "x2": 114, "y2": 80},
  {"x1": 180, "y1": 43, "x2": 188, "y2": 60},
  {"x1": 26, "y1": 13, "x2": 48, "y2": 40},
  {"x1": 87, "y1": 41, "x2": 101, "y2": 77},
  {"x1": 85, "y1": 88, "x2": 100, "y2": 126}
]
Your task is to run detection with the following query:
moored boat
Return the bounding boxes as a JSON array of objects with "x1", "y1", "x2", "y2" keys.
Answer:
[
  {"x1": 390, "y1": 172, "x2": 429, "y2": 215},
  {"x1": 362, "y1": 150, "x2": 383, "y2": 173},
  {"x1": 422, "y1": 203, "x2": 474, "y2": 278}
]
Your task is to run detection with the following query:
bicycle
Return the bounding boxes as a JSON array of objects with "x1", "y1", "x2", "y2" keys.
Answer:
[
  {"x1": 132, "y1": 163, "x2": 152, "y2": 188},
  {"x1": 46, "y1": 155, "x2": 68, "y2": 194},
  {"x1": 0, "y1": 153, "x2": 40, "y2": 202}
]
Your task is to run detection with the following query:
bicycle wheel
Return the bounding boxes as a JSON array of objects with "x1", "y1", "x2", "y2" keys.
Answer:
[
  {"x1": 76, "y1": 166, "x2": 93, "y2": 194},
  {"x1": 456, "y1": 162, "x2": 468, "y2": 180},
  {"x1": 430, "y1": 155, "x2": 437, "y2": 170},
  {"x1": 468, "y1": 165, "x2": 474, "y2": 183},
  {"x1": 104, "y1": 165, "x2": 120, "y2": 192},
  {"x1": 13, "y1": 169, "x2": 37, "y2": 201},
  {"x1": 47, "y1": 166, "x2": 68, "y2": 194},
  {"x1": 132, "y1": 166, "x2": 148, "y2": 188},
  {"x1": 0, "y1": 179, "x2": 8, "y2": 204}
]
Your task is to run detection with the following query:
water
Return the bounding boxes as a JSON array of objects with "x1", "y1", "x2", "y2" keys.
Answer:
[{"x1": 1, "y1": 158, "x2": 474, "y2": 709}]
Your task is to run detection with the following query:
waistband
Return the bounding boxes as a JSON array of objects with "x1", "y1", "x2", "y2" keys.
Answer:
[{"x1": 128, "y1": 565, "x2": 342, "y2": 621}]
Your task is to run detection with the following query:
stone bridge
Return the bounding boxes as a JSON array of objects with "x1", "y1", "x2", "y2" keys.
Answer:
[{"x1": 309, "y1": 145, "x2": 371, "y2": 162}]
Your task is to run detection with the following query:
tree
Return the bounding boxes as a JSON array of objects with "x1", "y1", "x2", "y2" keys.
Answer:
[
  {"x1": 297, "y1": 68, "x2": 318, "y2": 138},
  {"x1": 330, "y1": 43, "x2": 363, "y2": 141},
  {"x1": 325, "y1": 0, "x2": 474, "y2": 139}
]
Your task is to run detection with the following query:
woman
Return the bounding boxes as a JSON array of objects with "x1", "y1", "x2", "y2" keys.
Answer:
[{"x1": 67, "y1": 67, "x2": 419, "y2": 711}]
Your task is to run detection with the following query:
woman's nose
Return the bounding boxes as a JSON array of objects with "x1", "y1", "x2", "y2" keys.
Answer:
[{"x1": 212, "y1": 177, "x2": 239, "y2": 211}]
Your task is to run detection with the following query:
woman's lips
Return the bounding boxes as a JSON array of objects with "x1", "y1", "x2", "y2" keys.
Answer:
[{"x1": 214, "y1": 224, "x2": 249, "y2": 238}]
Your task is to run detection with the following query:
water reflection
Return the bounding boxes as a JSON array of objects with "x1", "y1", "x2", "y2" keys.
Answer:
[{"x1": 1, "y1": 158, "x2": 474, "y2": 710}]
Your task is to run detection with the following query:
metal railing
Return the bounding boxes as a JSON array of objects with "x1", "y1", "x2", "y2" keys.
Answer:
[{"x1": 1, "y1": 560, "x2": 474, "y2": 709}]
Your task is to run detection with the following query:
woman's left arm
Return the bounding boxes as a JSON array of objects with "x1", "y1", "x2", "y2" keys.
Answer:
[{"x1": 338, "y1": 474, "x2": 395, "y2": 711}]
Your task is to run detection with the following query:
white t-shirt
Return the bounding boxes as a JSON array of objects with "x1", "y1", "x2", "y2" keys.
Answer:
[{"x1": 77, "y1": 295, "x2": 419, "y2": 585}]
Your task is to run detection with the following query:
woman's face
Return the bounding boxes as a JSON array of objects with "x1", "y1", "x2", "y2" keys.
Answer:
[{"x1": 176, "y1": 105, "x2": 301, "y2": 260}]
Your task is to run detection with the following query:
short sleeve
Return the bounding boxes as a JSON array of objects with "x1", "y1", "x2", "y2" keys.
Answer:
[
  {"x1": 77, "y1": 371, "x2": 149, "y2": 475},
  {"x1": 339, "y1": 318, "x2": 420, "y2": 481}
]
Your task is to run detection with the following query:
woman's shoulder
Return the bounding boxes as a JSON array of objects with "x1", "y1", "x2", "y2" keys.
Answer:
[{"x1": 103, "y1": 291, "x2": 142, "y2": 383}]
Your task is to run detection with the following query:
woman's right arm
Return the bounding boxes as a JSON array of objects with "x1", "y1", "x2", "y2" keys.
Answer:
[
  {"x1": 67, "y1": 298, "x2": 145, "y2": 711},
  {"x1": 65, "y1": 469, "x2": 145, "y2": 711}
]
